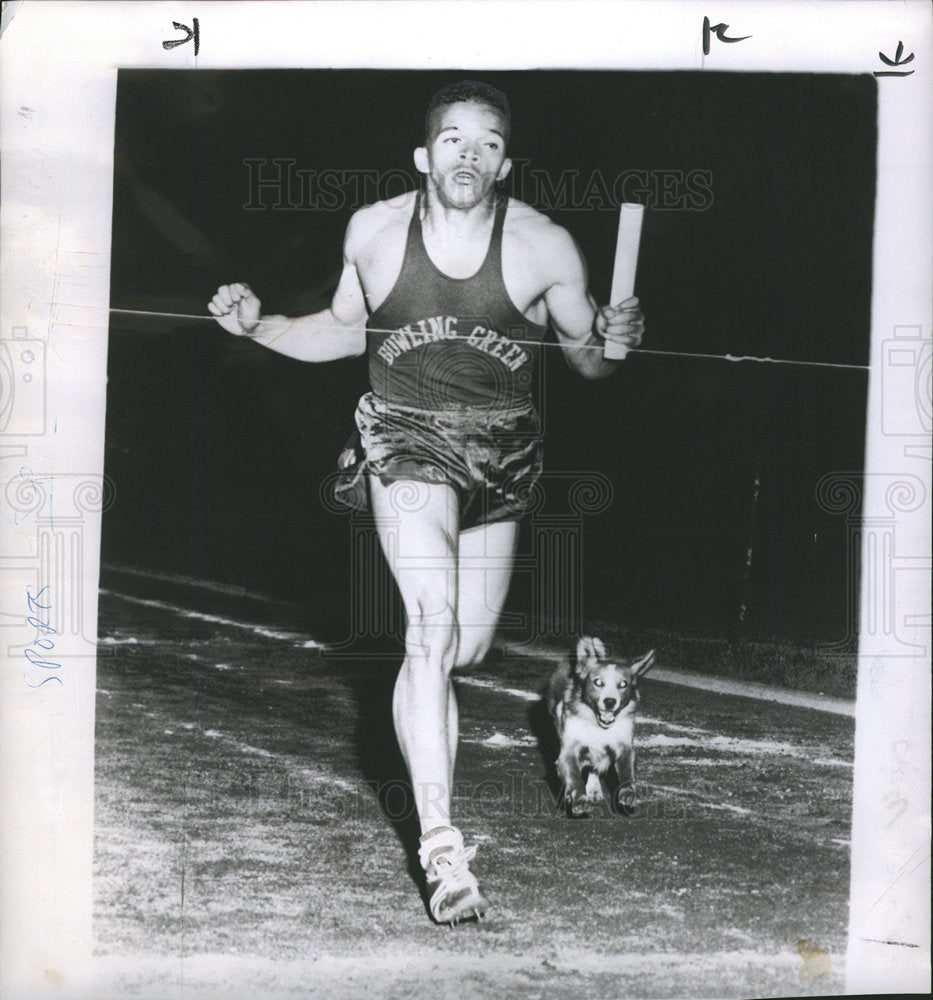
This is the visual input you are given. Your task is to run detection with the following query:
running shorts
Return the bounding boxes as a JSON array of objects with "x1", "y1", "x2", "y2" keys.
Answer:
[{"x1": 331, "y1": 392, "x2": 543, "y2": 529}]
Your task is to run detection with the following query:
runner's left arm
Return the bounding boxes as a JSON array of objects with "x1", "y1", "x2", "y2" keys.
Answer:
[{"x1": 543, "y1": 228, "x2": 645, "y2": 379}]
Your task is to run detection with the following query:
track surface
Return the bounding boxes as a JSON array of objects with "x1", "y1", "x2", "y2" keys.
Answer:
[{"x1": 92, "y1": 570, "x2": 853, "y2": 999}]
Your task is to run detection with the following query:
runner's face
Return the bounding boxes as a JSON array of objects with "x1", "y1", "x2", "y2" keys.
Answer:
[{"x1": 419, "y1": 101, "x2": 511, "y2": 208}]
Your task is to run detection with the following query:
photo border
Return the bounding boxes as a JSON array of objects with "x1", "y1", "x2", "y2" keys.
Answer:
[{"x1": 1, "y1": 2, "x2": 929, "y2": 996}]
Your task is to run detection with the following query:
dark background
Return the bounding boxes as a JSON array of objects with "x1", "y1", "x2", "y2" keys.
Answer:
[{"x1": 104, "y1": 69, "x2": 874, "y2": 653}]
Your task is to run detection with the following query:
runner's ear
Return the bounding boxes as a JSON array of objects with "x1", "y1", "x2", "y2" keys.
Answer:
[
  {"x1": 496, "y1": 157, "x2": 512, "y2": 183},
  {"x1": 413, "y1": 147, "x2": 429, "y2": 175}
]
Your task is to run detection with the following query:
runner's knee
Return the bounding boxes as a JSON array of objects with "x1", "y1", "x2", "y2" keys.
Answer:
[
  {"x1": 455, "y1": 630, "x2": 494, "y2": 669},
  {"x1": 404, "y1": 598, "x2": 459, "y2": 670}
]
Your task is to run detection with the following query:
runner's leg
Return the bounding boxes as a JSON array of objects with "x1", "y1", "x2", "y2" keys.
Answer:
[
  {"x1": 455, "y1": 518, "x2": 519, "y2": 669},
  {"x1": 369, "y1": 475, "x2": 490, "y2": 923},
  {"x1": 368, "y1": 475, "x2": 461, "y2": 833}
]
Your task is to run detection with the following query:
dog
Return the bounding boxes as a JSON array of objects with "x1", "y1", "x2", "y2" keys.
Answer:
[{"x1": 546, "y1": 637, "x2": 655, "y2": 816}]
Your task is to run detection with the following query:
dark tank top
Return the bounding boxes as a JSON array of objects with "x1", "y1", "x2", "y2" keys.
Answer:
[{"x1": 367, "y1": 190, "x2": 547, "y2": 409}]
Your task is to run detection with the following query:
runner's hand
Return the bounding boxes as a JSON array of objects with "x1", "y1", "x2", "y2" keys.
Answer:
[
  {"x1": 207, "y1": 283, "x2": 262, "y2": 336},
  {"x1": 595, "y1": 296, "x2": 645, "y2": 351}
]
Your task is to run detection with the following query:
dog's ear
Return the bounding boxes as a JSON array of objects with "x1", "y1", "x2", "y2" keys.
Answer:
[
  {"x1": 632, "y1": 649, "x2": 656, "y2": 678},
  {"x1": 574, "y1": 637, "x2": 605, "y2": 676},
  {"x1": 578, "y1": 637, "x2": 606, "y2": 661}
]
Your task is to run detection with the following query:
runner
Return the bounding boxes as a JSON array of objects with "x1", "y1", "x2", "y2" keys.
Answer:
[{"x1": 208, "y1": 80, "x2": 645, "y2": 924}]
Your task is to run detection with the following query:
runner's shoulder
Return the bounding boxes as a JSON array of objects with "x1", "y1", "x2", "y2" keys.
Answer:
[
  {"x1": 344, "y1": 191, "x2": 417, "y2": 260},
  {"x1": 505, "y1": 197, "x2": 584, "y2": 273}
]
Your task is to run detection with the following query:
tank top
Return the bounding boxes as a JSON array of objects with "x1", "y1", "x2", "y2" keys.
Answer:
[{"x1": 367, "y1": 190, "x2": 547, "y2": 410}]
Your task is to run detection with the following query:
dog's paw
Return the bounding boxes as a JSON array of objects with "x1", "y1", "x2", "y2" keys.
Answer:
[
  {"x1": 583, "y1": 772, "x2": 604, "y2": 804},
  {"x1": 614, "y1": 784, "x2": 638, "y2": 815},
  {"x1": 569, "y1": 798, "x2": 592, "y2": 818}
]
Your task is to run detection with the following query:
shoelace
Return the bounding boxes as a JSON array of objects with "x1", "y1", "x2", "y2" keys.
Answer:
[{"x1": 428, "y1": 844, "x2": 479, "y2": 893}]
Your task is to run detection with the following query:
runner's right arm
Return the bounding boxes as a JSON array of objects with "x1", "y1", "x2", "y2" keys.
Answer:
[{"x1": 207, "y1": 215, "x2": 368, "y2": 362}]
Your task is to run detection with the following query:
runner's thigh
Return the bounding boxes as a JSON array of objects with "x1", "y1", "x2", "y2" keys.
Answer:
[
  {"x1": 368, "y1": 475, "x2": 461, "y2": 618},
  {"x1": 456, "y1": 518, "x2": 519, "y2": 664}
]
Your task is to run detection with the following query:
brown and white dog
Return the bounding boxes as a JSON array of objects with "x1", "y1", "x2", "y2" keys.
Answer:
[{"x1": 546, "y1": 637, "x2": 655, "y2": 816}]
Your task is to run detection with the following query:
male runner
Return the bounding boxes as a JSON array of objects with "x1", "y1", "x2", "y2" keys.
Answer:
[{"x1": 208, "y1": 80, "x2": 645, "y2": 925}]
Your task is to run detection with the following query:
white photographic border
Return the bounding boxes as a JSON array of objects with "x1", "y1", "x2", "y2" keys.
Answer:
[{"x1": 1, "y1": 2, "x2": 929, "y2": 996}]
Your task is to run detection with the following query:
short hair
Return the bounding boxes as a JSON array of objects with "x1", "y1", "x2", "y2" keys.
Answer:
[{"x1": 424, "y1": 80, "x2": 512, "y2": 143}]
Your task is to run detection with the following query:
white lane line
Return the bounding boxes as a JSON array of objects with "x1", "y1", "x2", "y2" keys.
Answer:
[
  {"x1": 639, "y1": 714, "x2": 720, "y2": 737},
  {"x1": 102, "y1": 564, "x2": 853, "y2": 716},
  {"x1": 99, "y1": 589, "x2": 852, "y2": 764},
  {"x1": 160, "y1": 722, "x2": 361, "y2": 793},
  {"x1": 206, "y1": 735, "x2": 359, "y2": 792},
  {"x1": 497, "y1": 641, "x2": 855, "y2": 717},
  {"x1": 202, "y1": 729, "x2": 275, "y2": 758},
  {"x1": 102, "y1": 563, "x2": 279, "y2": 603},
  {"x1": 457, "y1": 675, "x2": 539, "y2": 702},
  {"x1": 457, "y1": 676, "x2": 852, "y2": 767},
  {"x1": 99, "y1": 589, "x2": 323, "y2": 645},
  {"x1": 650, "y1": 665, "x2": 855, "y2": 718},
  {"x1": 460, "y1": 732, "x2": 538, "y2": 749},
  {"x1": 646, "y1": 783, "x2": 755, "y2": 815},
  {"x1": 199, "y1": 729, "x2": 357, "y2": 791},
  {"x1": 699, "y1": 802, "x2": 754, "y2": 816},
  {"x1": 642, "y1": 732, "x2": 852, "y2": 767}
]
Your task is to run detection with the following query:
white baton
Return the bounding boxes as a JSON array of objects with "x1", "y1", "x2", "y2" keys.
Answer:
[{"x1": 604, "y1": 202, "x2": 645, "y2": 360}]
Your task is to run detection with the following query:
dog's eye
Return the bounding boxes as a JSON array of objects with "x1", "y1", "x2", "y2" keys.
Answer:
[
  {"x1": 619, "y1": 680, "x2": 628, "y2": 689},
  {"x1": 593, "y1": 678, "x2": 604, "y2": 688}
]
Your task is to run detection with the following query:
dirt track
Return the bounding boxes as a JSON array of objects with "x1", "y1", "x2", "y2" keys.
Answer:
[{"x1": 91, "y1": 572, "x2": 853, "y2": 999}]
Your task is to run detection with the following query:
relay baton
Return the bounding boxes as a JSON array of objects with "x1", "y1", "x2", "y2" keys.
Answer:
[{"x1": 604, "y1": 202, "x2": 644, "y2": 360}]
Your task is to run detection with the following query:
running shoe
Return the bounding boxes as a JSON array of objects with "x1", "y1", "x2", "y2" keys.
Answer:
[{"x1": 418, "y1": 826, "x2": 489, "y2": 925}]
